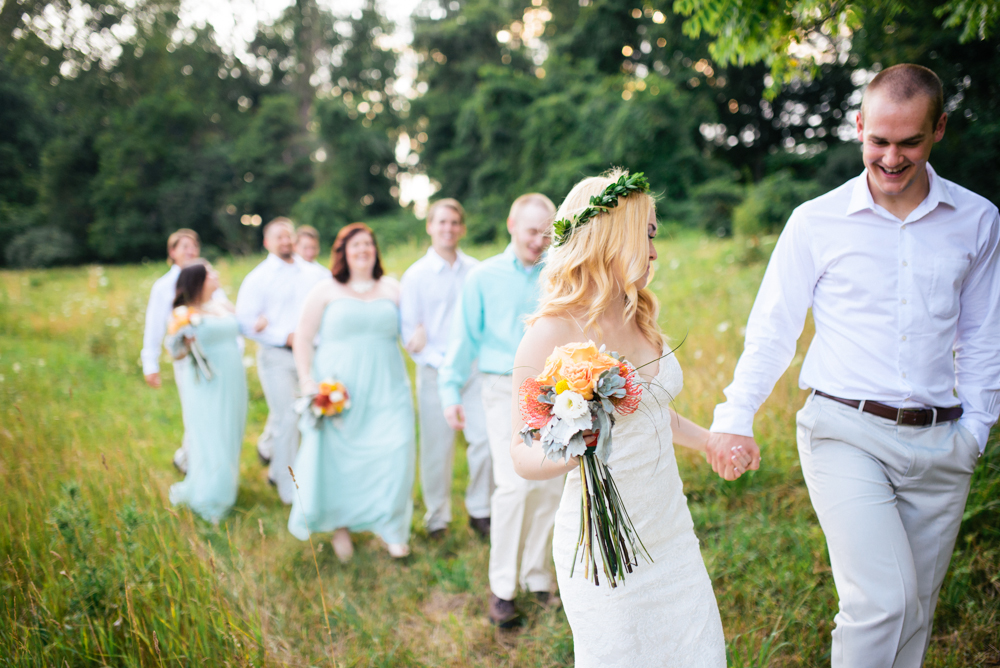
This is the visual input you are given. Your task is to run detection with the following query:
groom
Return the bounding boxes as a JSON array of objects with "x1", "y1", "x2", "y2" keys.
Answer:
[{"x1": 708, "y1": 64, "x2": 1000, "y2": 667}]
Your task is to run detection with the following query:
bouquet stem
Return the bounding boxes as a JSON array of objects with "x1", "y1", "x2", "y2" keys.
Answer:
[{"x1": 570, "y1": 451, "x2": 650, "y2": 588}]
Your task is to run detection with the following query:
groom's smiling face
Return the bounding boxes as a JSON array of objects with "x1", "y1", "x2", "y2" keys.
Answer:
[{"x1": 857, "y1": 90, "x2": 946, "y2": 204}]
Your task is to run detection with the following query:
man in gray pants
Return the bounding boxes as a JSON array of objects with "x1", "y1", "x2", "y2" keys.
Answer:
[
  {"x1": 707, "y1": 64, "x2": 999, "y2": 667},
  {"x1": 236, "y1": 218, "x2": 327, "y2": 503}
]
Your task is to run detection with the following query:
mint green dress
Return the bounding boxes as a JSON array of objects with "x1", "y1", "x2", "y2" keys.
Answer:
[
  {"x1": 169, "y1": 313, "x2": 248, "y2": 523},
  {"x1": 288, "y1": 298, "x2": 416, "y2": 544}
]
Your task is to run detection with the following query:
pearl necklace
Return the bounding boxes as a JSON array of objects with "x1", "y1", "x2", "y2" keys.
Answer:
[{"x1": 349, "y1": 279, "x2": 376, "y2": 294}]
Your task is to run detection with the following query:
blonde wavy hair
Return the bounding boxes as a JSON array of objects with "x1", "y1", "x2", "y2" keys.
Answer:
[{"x1": 528, "y1": 169, "x2": 663, "y2": 346}]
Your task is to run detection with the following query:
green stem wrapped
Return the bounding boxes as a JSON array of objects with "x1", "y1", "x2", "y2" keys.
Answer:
[{"x1": 572, "y1": 449, "x2": 652, "y2": 588}]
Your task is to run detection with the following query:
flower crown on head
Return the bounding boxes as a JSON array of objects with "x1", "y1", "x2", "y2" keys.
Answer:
[{"x1": 552, "y1": 171, "x2": 650, "y2": 248}]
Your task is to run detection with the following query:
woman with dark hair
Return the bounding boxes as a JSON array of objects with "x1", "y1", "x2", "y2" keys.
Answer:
[
  {"x1": 168, "y1": 261, "x2": 248, "y2": 523},
  {"x1": 288, "y1": 223, "x2": 416, "y2": 560}
]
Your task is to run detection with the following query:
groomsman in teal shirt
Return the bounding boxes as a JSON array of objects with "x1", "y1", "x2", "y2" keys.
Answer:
[{"x1": 439, "y1": 193, "x2": 562, "y2": 627}]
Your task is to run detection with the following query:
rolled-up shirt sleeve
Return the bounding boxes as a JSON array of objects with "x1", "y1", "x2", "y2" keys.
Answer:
[
  {"x1": 438, "y1": 272, "x2": 485, "y2": 408},
  {"x1": 235, "y1": 270, "x2": 286, "y2": 347},
  {"x1": 711, "y1": 211, "x2": 817, "y2": 437},
  {"x1": 955, "y1": 210, "x2": 1000, "y2": 451}
]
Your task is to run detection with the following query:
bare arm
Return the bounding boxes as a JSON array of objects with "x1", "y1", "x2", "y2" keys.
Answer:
[
  {"x1": 668, "y1": 410, "x2": 709, "y2": 452},
  {"x1": 509, "y1": 319, "x2": 585, "y2": 481},
  {"x1": 293, "y1": 280, "x2": 334, "y2": 395}
]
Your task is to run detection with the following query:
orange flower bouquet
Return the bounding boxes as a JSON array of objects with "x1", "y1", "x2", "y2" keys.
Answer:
[
  {"x1": 296, "y1": 378, "x2": 351, "y2": 428},
  {"x1": 519, "y1": 340, "x2": 647, "y2": 588},
  {"x1": 164, "y1": 306, "x2": 214, "y2": 381}
]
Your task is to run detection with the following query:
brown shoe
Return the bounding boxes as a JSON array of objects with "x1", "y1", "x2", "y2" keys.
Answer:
[
  {"x1": 428, "y1": 528, "x2": 446, "y2": 541},
  {"x1": 469, "y1": 516, "x2": 491, "y2": 539},
  {"x1": 533, "y1": 591, "x2": 561, "y2": 610},
  {"x1": 488, "y1": 593, "x2": 520, "y2": 628}
]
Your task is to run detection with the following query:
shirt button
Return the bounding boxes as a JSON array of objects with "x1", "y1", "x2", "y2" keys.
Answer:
[
  {"x1": 902, "y1": 260, "x2": 908, "y2": 267},
  {"x1": 902, "y1": 372, "x2": 907, "y2": 378},
  {"x1": 901, "y1": 335, "x2": 907, "y2": 341},
  {"x1": 901, "y1": 299, "x2": 907, "y2": 305}
]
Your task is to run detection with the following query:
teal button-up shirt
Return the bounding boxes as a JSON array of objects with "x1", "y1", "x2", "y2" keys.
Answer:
[{"x1": 438, "y1": 245, "x2": 544, "y2": 407}]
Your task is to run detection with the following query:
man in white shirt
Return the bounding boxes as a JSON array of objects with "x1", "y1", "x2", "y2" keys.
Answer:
[
  {"x1": 294, "y1": 225, "x2": 323, "y2": 267},
  {"x1": 141, "y1": 229, "x2": 211, "y2": 473},
  {"x1": 236, "y1": 218, "x2": 328, "y2": 504},
  {"x1": 708, "y1": 64, "x2": 1000, "y2": 667},
  {"x1": 400, "y1": 199, "x2": 492, "y2": 540}
]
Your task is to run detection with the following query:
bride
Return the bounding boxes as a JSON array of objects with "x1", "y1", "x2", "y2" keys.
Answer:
[{"x1": 509, "y1": 170, "x2": 750, "y2": 666}]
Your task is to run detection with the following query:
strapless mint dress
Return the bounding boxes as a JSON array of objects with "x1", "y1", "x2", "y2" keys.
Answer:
[
  {"x1": 288, "y1": 298, "x2": 416, "y2": 545},
  {"x1": 169, "y1": 313, "x2": 248, "y2": 523}
]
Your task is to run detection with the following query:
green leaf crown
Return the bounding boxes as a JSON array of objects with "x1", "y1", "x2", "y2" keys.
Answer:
[{"x1": 552, "y1": 171, "x2": 650, "y2": 248}]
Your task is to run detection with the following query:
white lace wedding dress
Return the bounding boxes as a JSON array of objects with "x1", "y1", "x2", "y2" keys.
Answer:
[{"x1": 553, "y1": 350, "x2": 726, "y2": 667}]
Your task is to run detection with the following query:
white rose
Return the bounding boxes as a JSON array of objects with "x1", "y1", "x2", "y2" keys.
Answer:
[
  {"x1": 330, "y1": 390, "x2": 344, "y2": 403},
  {"x1": 553, "y1": 390, "x2": 588, "y2": 420},
  {"x1": 189, "y1": 313, "x2": 203, "y2": 326}
]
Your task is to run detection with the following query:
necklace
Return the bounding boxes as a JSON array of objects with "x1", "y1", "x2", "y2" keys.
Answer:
[{"x1": 349, "y1": 279, "x2": 376, "y2": 294}]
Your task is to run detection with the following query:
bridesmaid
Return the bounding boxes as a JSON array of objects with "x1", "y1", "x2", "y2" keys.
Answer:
[
  {"x1": 168, "y1": 261, "x2": 248, "y2": 524},
  {"x1": 288, "y1": 223, "x2": 416, "y2": 560}
]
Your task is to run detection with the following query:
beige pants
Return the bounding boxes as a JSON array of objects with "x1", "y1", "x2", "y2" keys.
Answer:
[
  {"x1": 416, "y1": 364, "x2": 493, "y2": 531},
  {"x1": 797, "y1": 393, "x2": 980, "y2": 668},
  {"x1": 256, "y1": 345, "x2": 299, "y2": 504},
  {"x1": 481, "y1": 373, "x2": 564, "y2": 600}
]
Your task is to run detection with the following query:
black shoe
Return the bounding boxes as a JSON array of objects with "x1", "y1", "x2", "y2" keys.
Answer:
[
  {"x1": 488, "y1": 593, "x2": 520, "y2": 628},
  {"x1": 469, "y1": 516, "x2": 491, "y2": 539},
  {"x1": 267, "y1": 477, "x2": 277, "y2": 488},
  {"x1": 428, "y1": 528, "x2": 447, "y2": 541},
  {"x1": 257, "y1": 447, "x2": 271, "y2": 466}
]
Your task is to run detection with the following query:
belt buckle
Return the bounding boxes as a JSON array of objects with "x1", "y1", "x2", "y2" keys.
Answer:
[{"x1": 896, "y1": 408, "x2": 905, "y2": 426}]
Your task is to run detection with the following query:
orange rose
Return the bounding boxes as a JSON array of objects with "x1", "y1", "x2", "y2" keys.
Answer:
[
  {"x1": 552, "y1": 341, "x2": 618, "y2": 376},
  {"x1": 538, "y1": 355, "x2": 563, "y2": 387},
  {"x1": 167, "y1": 306, "x2": 191, "y2": 335},
  {"x1": 561, "y1": 361, "x2": 596, "y2": 399}
]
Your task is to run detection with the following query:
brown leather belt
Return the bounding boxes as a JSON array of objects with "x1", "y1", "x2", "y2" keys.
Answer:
[{"x1": 814, "y1": 391, "x2": 963, "y2": 427}]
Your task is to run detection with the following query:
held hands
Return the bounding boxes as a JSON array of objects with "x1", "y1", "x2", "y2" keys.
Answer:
[
  {"x1": 405, "y1": 324, "x2": 427, "y2": 354},
  {"x1": 705, "y1": 432, "x2": 761, "y2": 481},
  {"x1": 444, "y1": 404, "x2": 465, "y2": 430}
]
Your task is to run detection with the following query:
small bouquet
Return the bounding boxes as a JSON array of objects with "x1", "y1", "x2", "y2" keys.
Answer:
[
  {"x1": 296, "y1": 379, "x2": 351, "y2": 429},
  {"x1": 164, "y1": 306, "x2": 214, "y2": 382},
  {"x1": 519, "y1": 341, "x2": 647, "y2": 588}
]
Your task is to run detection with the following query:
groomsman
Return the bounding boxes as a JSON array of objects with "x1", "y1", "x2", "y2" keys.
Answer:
[
  {"x1": 708, "y1": 64, "x2": 1000, "y2": 667},
  {"x1": 236, "y1": 218, "x2": 327, "y2": 503},
  {"x1": 439, "y1": 193, "x2": 561, "y2": 627},
  {"x1": 294, "y1": 225, "x2": 323, "y2": 267},
  {"x1": 401, "y1": 198, "x2": 492, "y2": 540},
  {"x1": 142, "y1": 229, "x2": 227, "y2": 473}
]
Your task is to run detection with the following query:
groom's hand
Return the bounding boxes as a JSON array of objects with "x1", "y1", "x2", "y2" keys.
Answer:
[{"x1": 705, "y1": 432, "x2": 760, "y2": 481}]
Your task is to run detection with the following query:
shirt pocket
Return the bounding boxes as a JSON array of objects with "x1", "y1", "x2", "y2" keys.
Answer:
[{"x1": 926, "y1": 256, "x2": 970, "y2": 319}]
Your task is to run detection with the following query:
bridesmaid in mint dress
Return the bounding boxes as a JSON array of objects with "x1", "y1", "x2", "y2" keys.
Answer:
[
  {"x1": 168, "y1": 261, "x2": 248, "y2": 523},
  {"x1": 289, "y1": 223, "x2": 416, "y2": 560}
]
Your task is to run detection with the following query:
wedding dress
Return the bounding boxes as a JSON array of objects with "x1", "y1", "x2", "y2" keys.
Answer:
[{"x1": 552, "y1": 349, "x2": 726, "y2": 667}]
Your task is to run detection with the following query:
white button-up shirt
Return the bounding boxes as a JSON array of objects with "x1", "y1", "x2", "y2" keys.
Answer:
[
  {"x1": 140, "y1": 265, "x2": 228, "y2": 375},
  {"x1": 712, "y1": 164, "x2": 1000, "y2": 451},
  {"x1": 400, "y1": 247, "x2": 479, "y2": 368},
  {"x1": 236, "y1": 254, "x2": 329, "y2": 347}
]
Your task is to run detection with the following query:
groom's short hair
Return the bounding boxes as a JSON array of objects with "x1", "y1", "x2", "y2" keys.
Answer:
[{"x1": 862, "y1": 64, "x2": 944, "y2": 127}]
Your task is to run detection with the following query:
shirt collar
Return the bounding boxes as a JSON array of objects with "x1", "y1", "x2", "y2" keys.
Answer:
[
  {"x1": 425, "y1": 247, "x2": 454, "y2": 273},
  {"x1": 503, "y1": 244, "x2": 542, "y2": 274},
  {"x1": 847, "y1": 163, "x2": 956, "y2": 220},
  {"x1": 266, "y1": 252, "x2": 297, "y2": 269}
]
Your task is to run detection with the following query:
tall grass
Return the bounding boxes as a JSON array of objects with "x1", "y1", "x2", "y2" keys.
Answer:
[{"x1": 1, "y1": 233, "x2": 996, "y2": 666}]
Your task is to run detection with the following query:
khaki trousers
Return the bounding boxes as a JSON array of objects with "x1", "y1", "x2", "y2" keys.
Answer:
[
  {"x1": 256, "y1": 345, "x2": 299, "y2": 504},
  {"x1": 797, "y1": 393, "x2": 980, "y2": 668},
  {"x1": 481, "y1": 373, "x2": 564, "y2": 600},
  {"x1": 416, "y1": 364, "x2": 493, "y2": 531}
]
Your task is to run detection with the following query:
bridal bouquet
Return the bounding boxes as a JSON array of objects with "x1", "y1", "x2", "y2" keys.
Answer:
[
  {"x1": 518, "y1": 341, "x2": 648, "y2": 588},
  {"x1": 296, "y1": 379, "x2": 351, "y2": 429},
  {"x1": 164, "y1": 306, "x2": 214, "y2": 382}
]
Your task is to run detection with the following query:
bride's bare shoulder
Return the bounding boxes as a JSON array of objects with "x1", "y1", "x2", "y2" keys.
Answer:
[{"x1": 521, "y1": 315, "x2": 584, "y2": 351}]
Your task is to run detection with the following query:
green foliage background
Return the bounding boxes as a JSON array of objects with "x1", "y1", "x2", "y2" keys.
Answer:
[{"x1": 1, "y1": 0, "x2": 998, "y2": 265}]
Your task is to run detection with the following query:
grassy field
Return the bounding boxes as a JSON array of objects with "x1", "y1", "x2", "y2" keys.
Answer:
[{"x1": 1, "y1": 231, "x2": 997, "y2": 667}]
